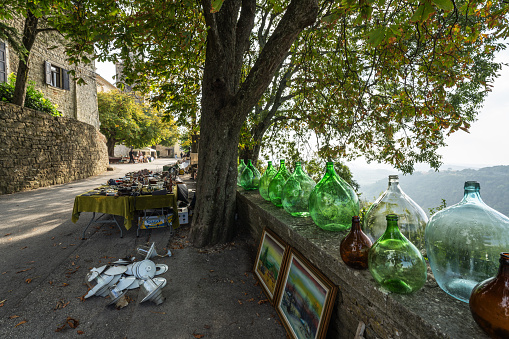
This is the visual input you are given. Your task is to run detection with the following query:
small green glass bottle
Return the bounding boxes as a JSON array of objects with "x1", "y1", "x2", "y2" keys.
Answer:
[
  {"x1": 282, "y1": 162, "x2": 316, "y2": 217},
  {"x1": 368, "y1": 214, "x2": 427, "y2": 294},
  {"x1": 268, "y1": 159, "x2": 291, "y2": 207},
  {"x1": 308, "y1": 162, "x2": 359, "y2": 231},
  {"x1": 239, "y1": 160, "x2": 261, "y2": 190},
  {"x1": 259, "y1": 161, "x2": 278, "y2": 201},
  {"x1": 237, "y1": 159, "x2": 246, "y2": 187}
]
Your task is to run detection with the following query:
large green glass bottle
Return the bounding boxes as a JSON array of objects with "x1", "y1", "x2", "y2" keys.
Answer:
[
  {"x1": 282, "y1": 162, "x2": 316, "y2": 217},
  {"x1": 368, "y1": 214, "x2": 427, "y2": 294},
  {"x1": 425, "y1": 181, "x2": 509, "y2": 303},
  {"x1": 308, "y1": 162, "x2": 359, "y2": 231},
  {"x1": 268, "y1": 159, "x2": 291, "y2": 207},
  {"x1": 239, "y1": 160, "x2": 261, "y2": 190},
  {"x1": 259, "y1": 161, "x2": 278, "y2": 201},
  {"x1": 237, "y1": 159, "x2": 246, "y2": 187}
]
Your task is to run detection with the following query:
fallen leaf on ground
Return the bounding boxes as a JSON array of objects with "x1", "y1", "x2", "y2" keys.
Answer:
[
  {"x1": 20, "y1": 246, "x2": 27, "y2": 250},
  {"x1": 2, "y1": 272, "x2": 6, "y2": 274},
  {"x1": 14, "y1": 320, "x2": 27, "y2": 327},
  {"x1": 16, "y1": 268, "x2": 33, "y2": 274},
  {"x1": 9, "y1": 315, "x2": 19, "y2": 319},
  {"x1": 77, "y1": 330, "x2": 84, "y2": 335},
  {"x1": 25, "y1": 278, "x2": 32, "y2": 284},
  {"x1": 209, "y1": 270, "x2": 214, "y2": 272},
  {"x1": 55, "y1": 324, "x2": 66, "y2": 332},
  {"x1": 60, "y1": 283, "x2": 69, "y2": 287},
  {"x1": 204, "y1": 325, "x2": 211, "y2": 329},
  {"x1": 237, "y1": 300, "x2": 243, "y2": 305},
  {"x1": 192, "y1": 332, "x2": 204, "y2": 338},
  {"x1": 258, "y1": 299, "x2": 269, "y2": 305},
  {"x1": 51, "y1": 237, "x2": 55, "y2": 240},
  {"x1": 4, "y1": 233, "x2": 12, "y2": 236},
  {"x1": 247, "y1": 298, "x2": 255, "y2": 302},
  {"x1": 66, "y1": 317, "x2": 79, "y2": 329},
  {"x1": 49, "y1": 281, "x2": 53, "y2": 285}
]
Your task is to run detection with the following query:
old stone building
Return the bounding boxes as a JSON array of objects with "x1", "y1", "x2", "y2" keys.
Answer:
[
  {"x1": 0, "y1": 18, "x2": 99, "y2": 128},
  {"x1": 96, "y1": 73, "x2": 117, "y2": 93}
]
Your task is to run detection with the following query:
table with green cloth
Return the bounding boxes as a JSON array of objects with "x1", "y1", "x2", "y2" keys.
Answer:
[{"x1": 71, "y1": 190, "x2": 180, "y2": 233}]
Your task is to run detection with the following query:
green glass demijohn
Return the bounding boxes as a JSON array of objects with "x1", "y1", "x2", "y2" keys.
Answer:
[
  {"x1": 308, "y1": 162, "x2": 359, "y2": 231},
  {"x1": 368, "y1": 214, "x2": 427, "y2": 294},
  {"x1": 259, "y1": 161, "x2": 278, "y2": 201},
  {"x1": 268, "y1": 159, "x2": 291, "y2": 207},
  {"x1": 425, "y1": 181, "x2": 509, "y2": 303},
  {"x1": 364, "y1": 175, "x2": 428, "y2": 254},
  {"x1": 237, "y1": 159, "x2": 247, "y2": 186},
  {"x1": 239, "y1": 160, "x2": 261, "y2": 190},
  {"x1": 281, "y1": 162, "x2": 316, "y2": 217}
]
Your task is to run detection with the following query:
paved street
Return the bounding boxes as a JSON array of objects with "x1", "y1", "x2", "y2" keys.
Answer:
[{"x1": 0, "y1": 159, "x2": 285, "y2": 338}]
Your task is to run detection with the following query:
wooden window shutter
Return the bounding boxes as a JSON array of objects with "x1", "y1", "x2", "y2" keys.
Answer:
[
  {"x1": 62, "y1": 69, "x2": 70, "y2": 90},
  {"x1": 0, "y1": 42, "x2": 6, "y2": 83},
  {"x1": 44, "y1": 61, "x2": 52, "y2": 85}
]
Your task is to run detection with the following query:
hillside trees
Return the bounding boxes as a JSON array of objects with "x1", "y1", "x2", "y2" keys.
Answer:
[
  {"x1": 97, "y1": 91, "x2": 178, "y2": 156},
  {"x1": 55, "y1": 0, "x2": 509, "y2": 247}
]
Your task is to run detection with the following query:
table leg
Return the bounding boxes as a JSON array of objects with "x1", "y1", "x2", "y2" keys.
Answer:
[{"x1": 81, "y1": 212, "x2": 124, "y2": 239}]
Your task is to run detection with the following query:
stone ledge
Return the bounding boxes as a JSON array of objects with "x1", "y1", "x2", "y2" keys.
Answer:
[{"x1": 236, "y1": 189, "x2": 488, "y2": 339}]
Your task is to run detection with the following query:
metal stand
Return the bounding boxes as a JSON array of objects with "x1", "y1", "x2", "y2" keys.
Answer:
[
  {"x1": 136, "y1": 207, "x2": 174, "y2": 237},
  {"x1": 82, "y1": 212, "x2": 124, "y2": 239}
]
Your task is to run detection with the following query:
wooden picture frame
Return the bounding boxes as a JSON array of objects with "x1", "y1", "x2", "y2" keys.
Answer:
[
  {"x1": 276, "y1": 248, "x2": 338, "y2": 339},
  {"x1": 253, "y1": 227, "x2": 289, "y2": 304}
]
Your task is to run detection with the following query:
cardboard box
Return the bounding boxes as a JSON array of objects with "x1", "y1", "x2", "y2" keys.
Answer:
[
  {"x1": 178, "y1": 207, "x2": 189, "y2": 225},
  {"x1": 138, "y1": 214, "x2": 173, "y2": 229}
]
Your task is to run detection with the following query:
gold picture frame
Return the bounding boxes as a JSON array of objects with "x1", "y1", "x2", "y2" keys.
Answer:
[
  {"x1": 253, "y1": 227, "x2": 290, "y2": 304},
  {"x1": 276, "y1": 248, "x2": 338, "y2": 339}
]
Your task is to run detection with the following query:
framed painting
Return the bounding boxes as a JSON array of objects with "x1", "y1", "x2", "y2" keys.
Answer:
[
  {"x1": 253, "y1": 228, "x2": 289, "y2": 304},
  {"x1": 276, "y1": 249, "x2": 338, "y2": 339}
]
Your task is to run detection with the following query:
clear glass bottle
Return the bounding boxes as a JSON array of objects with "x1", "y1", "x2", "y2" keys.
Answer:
[
  {"x1": 239, "y1": 160, "x2": 261, "y2": 190},
  {"x1": 340, "y1": 216, "x2": 372, "y2": 269},
  {"x1": 425, "y1": 181, "x2": 509, "y2": 303},
  {"x1": 281, "y1": 162, "x2": 316, "y2": 217},
  {"x1": 368, "y1": 214, "x2": 427, "y2": 294},
  {"x1": 268, "y1": 159, "x2": 291, "y2": 207},
  {"x1": 308, "y1": 162, "x2": 359, "y2": 231},
  {"x1": 237, "y1": 159, "x2": 246, "y2": 187},
  {"x1": 469, "y1": 252, "x2": 509, "y2": 339},
  {"x1": 364, "y1": 175, "x2": 428, "y2": 254},
  {"x1": 259, "y1": 161, "x2": 278, "y2": 201}
]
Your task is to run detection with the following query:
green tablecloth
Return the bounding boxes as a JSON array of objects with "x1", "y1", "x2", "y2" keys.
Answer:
[{"x1": 72, "y1": 190, "x2": 179, "y2": 230}]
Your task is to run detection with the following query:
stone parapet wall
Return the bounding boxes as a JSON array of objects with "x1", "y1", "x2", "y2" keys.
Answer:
[
  {"x1": 236, "y1": 189, "x2": 489, "y2": 339},
  {"x1": 0, "y1": 102, "x2": 108, "y2": 194}
]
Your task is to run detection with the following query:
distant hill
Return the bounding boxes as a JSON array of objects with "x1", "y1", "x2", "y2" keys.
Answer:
[{"x1": 358, "y1": 165, "x2": 509, "y2": 217}]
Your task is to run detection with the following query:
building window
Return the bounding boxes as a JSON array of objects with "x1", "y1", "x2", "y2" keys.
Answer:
[
  {"x1": 44, "y1": 61, "x2": 70, "y2": 90},
  {"x1": 0, "y1": 41, "x2": 6, "y2": 83}
]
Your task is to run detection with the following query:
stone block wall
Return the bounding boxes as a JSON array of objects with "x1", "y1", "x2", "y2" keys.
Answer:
[
  {"x1": 0, "y1": 102, "x2": 108, "y2": 194},
  {"x1": 236, "y1": 189, "x2": 489, "y2": 339}
]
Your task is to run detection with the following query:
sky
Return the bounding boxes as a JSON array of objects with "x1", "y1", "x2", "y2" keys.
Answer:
[{"x1": 95, "y1": 47, "x2": 509, "y2": 170}]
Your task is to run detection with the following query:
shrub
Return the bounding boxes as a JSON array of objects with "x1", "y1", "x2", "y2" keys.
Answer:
[{"x1": 0, "y1": 73, "x2": 61, "y2": 116}]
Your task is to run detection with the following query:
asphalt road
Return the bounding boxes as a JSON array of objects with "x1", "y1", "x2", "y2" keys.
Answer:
[{"x1": 0, "y1": 159, "x2": 286, "y2": 338}]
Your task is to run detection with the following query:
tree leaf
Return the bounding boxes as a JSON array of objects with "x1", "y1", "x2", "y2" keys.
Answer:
[
  {"x1": 432, "y1": 0, "x2": 453, "y2": 11},
  {"x1": 210, "y1": 0, "x2": 224, "y2": 13}
]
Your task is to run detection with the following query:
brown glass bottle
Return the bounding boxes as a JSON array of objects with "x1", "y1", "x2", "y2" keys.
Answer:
[
  {"x1": 469, "y1": 252, "x2": 509, "y2": 339},
  {"x1": 340, "y1": 216, "x2": 373, "y2": 269}
]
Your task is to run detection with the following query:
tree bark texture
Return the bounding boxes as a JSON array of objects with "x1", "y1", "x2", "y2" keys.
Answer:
[
  {"x1": 13, "y1": 10, "x2": 39, "y2": 107},
  {"x1": 190, "y1": 0, "x2": 319, "y2": 247},
  {"x1": 106, "y1": 139, "x2": 116, "y2": 157}
]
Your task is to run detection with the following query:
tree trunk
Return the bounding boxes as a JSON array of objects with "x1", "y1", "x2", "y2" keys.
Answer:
[
  {"x1": 190, "y1": 0, "x2": 318, "y2": 247},
  {"x1": 12, "y1": 10, "x2": 39, "y2": 107},
  {"x1": 106, "y1": 138, "x2": 116, "y2": 157}
]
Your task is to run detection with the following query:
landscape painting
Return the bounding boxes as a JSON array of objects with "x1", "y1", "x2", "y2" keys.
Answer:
[
  {"x1": 254, "y1": 228, "x2": 288, "y2": 302},
  {"x1": 277, "y1": 250, "x2": 337, "y2": 339}
]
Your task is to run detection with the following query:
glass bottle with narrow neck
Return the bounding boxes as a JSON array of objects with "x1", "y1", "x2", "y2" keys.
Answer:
[
  {"x1": 364, "y1": 175, "x2": 427, "y2": 254},
  {"x1": 469, "y1": 252, "x2": 509, "y2": 338},
  {"x1": 239, "y1": 159, "x2": 261, "y2": 190},
  {"x1": 425, "y1": 181, "x2": 509, "y2": 303},
  {"x1": 237, "y1": 159, "x2": 246, "y2": 187},
  {"x1": 340, "y1": 216, "x2": 372, "y2": 269},
  {"x1": 308, "y1": 162, "x2": 359, "y2": 231},
  {"x1": 268, "y1": 159, "x2": 291, "y2": 207},
  {"x1": 368, "y1": 214, "x2": 427, "y2": 294},
  {"x1": 281, "y1": 162, "x2": 316, "y2": 217},
  {"x1": 259, "y1": 161, "x2": 277, "y2": 201}
]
